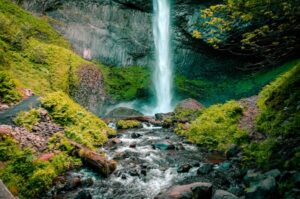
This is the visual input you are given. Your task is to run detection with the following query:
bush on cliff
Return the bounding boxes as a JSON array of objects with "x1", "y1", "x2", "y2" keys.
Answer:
[
  {"x1": 41, "y1": 91, "x2": 116, "y2": 149},
  {"x1": 0, "y1": 71, "x2": 21, "y2": 103},
  {"x1": 14, "y1": 108, "x2": 41, "y2": 131}
]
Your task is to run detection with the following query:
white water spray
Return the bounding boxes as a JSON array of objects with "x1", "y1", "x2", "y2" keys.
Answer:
[{"x1": 153, "y1": 0, "x2": 173, "y2": 113}]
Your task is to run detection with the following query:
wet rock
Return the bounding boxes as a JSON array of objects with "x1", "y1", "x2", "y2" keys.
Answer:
[
  {"x1": 192, "y1": 162, "x2": 200, "y2": 167},
  {"x1": 245, "y1": 176, "x2": 276, "y2": 199},
  {"x1": 74, "y1": 190, "x2": 92, "y2": 199},
  {"x1": 243, "y1": 170, "x2": 264, "y2": 186},
  {"x1": 225, "y1": 144, "x2": 240, "y2": 158},
  {"x1": 218, "y1": 161, "x2": 231, "y2": 171},
  {"x1": 0, "y1": 104, "x2": 10, "y2": 110},
  {"x1": 81, "y1": 178, "x2": 94, "y2": 187},
  {"x1": 213, "y1": 189, "x2": 238, "y2": 199},
  {"x1": 128, "y1": 169, "x2": 140, "y2": 177},
  {"x1": 106, "y1": 107, "x2": 143, "y2": 119},
  {"x1": 152, "y1": 142, "x2": 175, "y2": 150},
  {"x1": 175, "y1": 143, "x2": 185, "y2": 150},
  {"x1": 65, "y1": 176, "x2": 81, "y2": 190},
  {"x1": 264, "y1": 169, "x2": 281, "y2": 180},
  {"x1": 227, "y1": 185, "x2": 244, "y2": 196},
  {"x1": 111, "y1": 138, "x2": 122, "y2": 144},
  {"x1": 79, "y1": 149, "x2": 117, "y2": 177},
  {"x1": 131, "y1": 132, "x2": 142, "y2": 139},
  {"x1": 155, "y1": 182, "x2": 212, "y2": 199},
  {"x1": 197, "y1": 163, "x2": 213, "y2": 175},
  {"x1": 129, "y1": 143, "x2": 137, "y2": 148},
  {"x1": 141, "y1": 169, "x2": 147, "y2": 176},
  {"x1": 155, "y1": 112, "x2": 174, "y2": 121},
  {"x1": 177, "y1": 164, "x2": 192, "y2": 173}
]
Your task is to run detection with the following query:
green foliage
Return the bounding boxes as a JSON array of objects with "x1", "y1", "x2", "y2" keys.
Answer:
[
  {"x1": 14, "y1": 108, "x2": 40, "y2": 130},
  {"x1": 99, "y1": 65, "x2": 151, "y2": 101},
  {"x1": 0, "y1": 0, "x2": 92, "y2": 96},
  {"x1": 181, "y1": 101, "x2": 247, "y2": 150},
  {"x1": 192, "y1": 0, "x2": 299, "y2": 66},
  {"x1": 256, "y1": 63, "x2": 300, "y2": 137},
  {"x1": 0, "y1": 135, "x2": 81, "y2": 198},
  {"x1": 174, "y1": 107, "x2": 202, "y2": 122},
  {"x1": 116, "y1": 120, "x2": 141, "y2": 129},
  {"x1": 175, "y1": 60, "x2": 298, "y2": 105},
  {"x1": 0, "y1": 71, "x2": 21, "y2": 103},
  {"x1": 41, "y1": 91, "x2": 115, "y2": 148}
]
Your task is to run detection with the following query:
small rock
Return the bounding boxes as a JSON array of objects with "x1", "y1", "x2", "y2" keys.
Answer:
[
  {"x1": 152, "y1": 142, "x2": 175, "y2": 150},
  {"x1": 74, "y1": 190, "x2": 92, "y2": 199},
  {"x1": 129, "y1": 143, "x2": 137, "y2": 148},
  {"x1": 65, "y1": 176, "x2": 81, "y2": 190},
  {"x1": 111, "y1": 138, "x2": 122, "y2": 144},
  {"x1": 197, "y1": 163, "x2": 213, "y2": 175},
  {"x1": 131, "y1": 133, "x2": 142, "y2": 139},
  {"x1": 218, "y1": 161, "x2": 231, "y2": 171},
  {"x1": 38, "y1": 153, "x2": 55, "y2": 162},
  {"x1": 81, "y1": 178, "x2": 94, "y2": 187},
  {"x1": 176, "y1": 143, "x2": 185, "y2": 150},
  {"x1": 213, "y1": 189, "x2": 238, "y2": 199},
  {"x1": 243, "y1": 170, "x2": 264, "y2": 187},
  {"x1": 177, "y1": 164, "x2": 192, "y2": 173}
]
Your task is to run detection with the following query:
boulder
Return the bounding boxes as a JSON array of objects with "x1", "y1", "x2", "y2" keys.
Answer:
[
  {"x1": 131, "y1": 132, "x2": 142, "y2": 139},
  {"x1": 213, "y1": 190, "x2": 238, "y2": 199},
  {"x1": 245, "y1": 176, "x2": 276, "y2": 199},
  {"x1": 79, "y1": 149, "x2": 117, "y2": 177},
  {"x1": 152, "y1": 142, "x2": 175, "y2": 150},
  {"x1": 175, "y1": 98, "x2": 204, "y2": 111},
  {"x1": 197, "y1": 163, "x2": 213, "y2": 175},
  {"x1": 0, "y1": 180, "x2": 15, "y2": 199},
  {"x1": 155, "y1": 182, "x2": 212, "y2": 199},
  {"x1": 155, "y1": 112, "x2": 174, "y2": 121},
  {"x1": 106, "y1": 107, "x2": 143, "y2": 119}
]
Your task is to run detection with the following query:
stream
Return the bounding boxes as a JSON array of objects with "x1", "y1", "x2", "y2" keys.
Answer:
[{"x1": 45, "y1": 123, "x2": 243, "y2": 199}]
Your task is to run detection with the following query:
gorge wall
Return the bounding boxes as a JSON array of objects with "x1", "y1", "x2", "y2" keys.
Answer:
[{"x1": 17, "y1": 0, "x2": 243, "y2": 78}]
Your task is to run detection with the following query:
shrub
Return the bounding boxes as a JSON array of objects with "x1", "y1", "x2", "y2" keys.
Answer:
[
  {"x1": 116, "y1": 120, "x2": 142, "y2": 129},
  {"x1": 256, "y1": 63, "x2": 300, "y2": 137},
  {"x1": 14, "y1": 109, "x2": 41, "y2": 131},
  {"x1": 0, "y1": 71, "x2": 21, "y2": 103},
  {"x1": 182, "y1": 101, "x2": 247, "y2": 150},
  {"x1": 41, "y1": 91, "x2": 115, "y2": 148}
]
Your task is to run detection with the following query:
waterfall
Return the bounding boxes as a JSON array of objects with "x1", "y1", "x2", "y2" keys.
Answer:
[{"x1": 153, "y1": 0, "x2": 173, "y2": 113}]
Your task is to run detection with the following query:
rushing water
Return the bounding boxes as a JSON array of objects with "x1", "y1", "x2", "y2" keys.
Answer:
[{"x1": 153, "y1": 0, "x2": 173, "y2": 113}]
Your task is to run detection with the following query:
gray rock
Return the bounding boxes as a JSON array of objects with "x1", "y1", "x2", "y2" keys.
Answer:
[
  {"x1": 155, "y1": 182, "x2": 212, "y2": 199},
  {"x1": 218, "y1": 161, "x2": 231, "y2": 171},
  {"x1": 106, "y1": 107, "x2": 143, "y2": 119},
  {"x1": 74, "y1": 190, "x2": 92, "y2": 199},
  {"x1": 197, "y1": 163, "x2": 213, "y2": 175},
  {"x1": 177, "y1": 164, "x2": 192, "y2": 173},
  {"x1": 213, "y1": 189, "x2": 238, "y2": 199},
  {"x1": 0, "y1": 180, "x2": 15, "y2": 199},
  {"x1": 152, "y1": 142, "x2": 175, "y2": 150},
  {"x1": 245, "y1": 176, "x2": 276, "y2": 199},
  {"x1": 243, "y1": 170, "x2": 264, "y2": 187}
]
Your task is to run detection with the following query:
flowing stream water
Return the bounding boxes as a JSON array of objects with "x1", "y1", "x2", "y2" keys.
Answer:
[{"x1": 153, "y1": 0, "x2": 173, "y2": 113}]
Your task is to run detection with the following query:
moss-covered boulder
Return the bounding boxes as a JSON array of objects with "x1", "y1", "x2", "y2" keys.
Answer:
[{"x1": 116, "y1": 120, "x2": 142, "y2": 129}]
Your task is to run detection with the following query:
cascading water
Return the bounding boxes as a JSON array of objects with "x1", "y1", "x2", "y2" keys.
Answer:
[{"x1": 153, "y1": 0, "x2": 173, "y2": 113}]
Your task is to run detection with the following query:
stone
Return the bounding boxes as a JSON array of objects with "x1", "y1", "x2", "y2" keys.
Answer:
[
  {"x1": 218, "y1": 161, "x2": 231, "y2": 171},
  {"x1": 197, "y1": 163, "x2": 213, "y2": 175},
  {"x1": 0, "y1": 125, "x2": 13, "y2": 135},
  {"x1": 155, "y1": 182, "x2": 212, "y2": 199},
  {"x1": 155, "y1": 112, "x2": 174, "y2": 121},
  {"x1": 74, "y1": 190, "x2": 92, "y2": 199},
  {"x1": 264, "y1": 169, "x2": 281, "y2": 180},
  {"x1": 111, "y1": 138, "x2": 122, "y2": 144},
  {"x1": 129, "y1": 143, "x2": 137, "y2": 148},
  {"x1": 243, "y1": 170, "x2": 264, "y2": 187},
  {"x1": 0, "y1": 180, "x2": 15, "y2": 199},
  {"x1": 38, "y1": 153, "x2": 55, "y2": 161},
  {"x1": 106, "y1": 107, "x2": 143, "y2": 119},
  {"x1": 212, "y1": 190, "x2": 238, "y2": 199},
  {"x1": 245, "y1": 176, "x2": 276, "y2": 199},
  {"x1": 175, "y1": 98, "x2": 204, "y2": 111},
  {"x1": 65, "y1": 176, "x2": 81, "y2": 190},
  {"x1": 177, "y1": 164, "x2": 192, "y2": 173},
  {"x1": 131, "y1": 132, "x2": 142, "y2": 139},
  {"x1": 152, "y1": 142, "x2": 175, "y2": 150},
  {"x1": 81, "y1": 178, "x2": 94, "y2": 187}
]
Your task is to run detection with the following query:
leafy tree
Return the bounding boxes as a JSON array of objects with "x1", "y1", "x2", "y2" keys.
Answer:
[{"x1": 192, "y1": 0, "x2": 300, "y2": 70}]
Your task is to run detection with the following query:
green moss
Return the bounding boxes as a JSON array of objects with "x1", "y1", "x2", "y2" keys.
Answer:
[
  {"x1": 0, "y1": 71, "x2": 21, "y2": 103},
  {"x1": 14, "y1": 108, "x2": 41, "y2": 131},
  {"x1": 99, "y1": 65, "x2": 151, "y2": 101},
  {"x1": 0, "y1": 135, "x2": 81, "y2": 198},
  {"x1": 256, "y1": 63, "x2": 300, "y2": 137},
  {"x1": 116, "y1": 120, "x2": 142, "y2": 129},
  {"x1": 181, "y1": 101, "x2": 247, "y2": 150},
  {"x1": 41, "y1": 91, "x2": 115, "y2": 148},
  {"x1": 174, "y1": 107, "x2": 202, "y2": 122}
]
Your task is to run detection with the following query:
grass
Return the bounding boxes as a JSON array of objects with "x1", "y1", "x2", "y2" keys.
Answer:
[
  {"x1": 116, "y1": 120, "x2": 141, "y2": 129},
  {"x1": 14, "y1": 108, "x2": 41, "y2": 131},
  {"x1": 0, "y1": 71, "x2": 22, "y2": 103}
]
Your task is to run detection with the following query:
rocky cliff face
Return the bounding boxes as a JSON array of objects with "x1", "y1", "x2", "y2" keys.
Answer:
[{"x1": 17, "y1": 0, "x2": 243, "y2": 77}]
